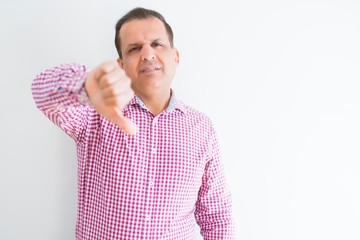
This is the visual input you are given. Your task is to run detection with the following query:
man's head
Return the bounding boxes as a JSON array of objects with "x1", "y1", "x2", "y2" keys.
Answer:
[
  {"x1": 114, "y1": 8, "x2": 179, "y2": 99},
  {"x1": 115, "y1": 8, "x2": 174, "y2": 59}
]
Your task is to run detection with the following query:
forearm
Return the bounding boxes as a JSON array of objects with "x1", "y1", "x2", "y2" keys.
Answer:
[
  {"x1": 195, "y1": 126, "x2": 235, "y2": 239},
  {"x1": 31, "y1": 63, "x2": 92, "y2": 141},
  {"x1": 195, "y1": 172, "x2": 235, "y2": 239}
]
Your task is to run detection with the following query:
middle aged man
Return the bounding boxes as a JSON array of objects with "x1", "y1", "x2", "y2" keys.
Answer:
[{"x1": 32, "y1": 7, "x2": 234, "y2": 240}]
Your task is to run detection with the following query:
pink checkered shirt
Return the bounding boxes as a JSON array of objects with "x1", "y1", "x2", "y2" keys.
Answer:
[{"x1": 32, "y1": 63, "x2": 234, "y2": 240}]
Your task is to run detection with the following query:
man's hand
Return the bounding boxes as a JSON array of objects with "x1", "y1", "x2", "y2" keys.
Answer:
[{"x1": 85, "y1": 61, "x2": 137, "y2": 135}]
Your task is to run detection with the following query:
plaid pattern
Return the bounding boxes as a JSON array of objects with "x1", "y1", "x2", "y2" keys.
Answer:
[{"x1": 32, "y1": 63, "x2": 234, "y2": 240}]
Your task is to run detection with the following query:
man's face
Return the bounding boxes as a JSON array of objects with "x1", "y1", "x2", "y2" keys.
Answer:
[{"x1": 117, "y1": 17, "x2": 179, "y2": 97}]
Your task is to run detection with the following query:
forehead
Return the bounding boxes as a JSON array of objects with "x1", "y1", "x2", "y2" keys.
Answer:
[{"x1": 120, "y1": 17, "x2": 168, "y2": 46}]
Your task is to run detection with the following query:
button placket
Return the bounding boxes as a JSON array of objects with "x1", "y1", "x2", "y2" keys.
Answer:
[
  {"x1": 149, "y1": 117, "x2": 158, "y2": 189},
  {"x1": 142, "y1": 116, "x2": 159, "y2": 234}
]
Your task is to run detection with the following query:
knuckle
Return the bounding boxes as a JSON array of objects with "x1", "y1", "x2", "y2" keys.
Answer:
[
  {"x1": 115, "y1": 97, "x2": 124, "y2": 107},
  {"x1": 98, "y1": 61, "x2": 117, "y2": 76},
  {"x1": 103, "y1": 60, "x2": 116, "y2": 69},
  {"x1": 125, "y1": 78, "x2": 132, "y2": 86},
  {"x1": 100, "y1": 75, "x2": 112, "y2": 87},
  {"x1": 124, "y1": 92, "x2": 134, "y2": 102},
  {"x1": 123, "y1": 78, "x2": 132, "y2": 89},
  {"x1": 107, "y1": 87, "x2": 117, "y2": 96},
  {"x1": 104, "y1": 98, "x2": 112, "y2": 105},
  {"x1": 127, "y1": 89, "x2": 134, "y2": 97}
]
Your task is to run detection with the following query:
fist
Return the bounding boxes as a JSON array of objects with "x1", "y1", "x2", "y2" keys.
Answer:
[{"x1": 85, "y1": 61, "x2": 137, "y2": 135}]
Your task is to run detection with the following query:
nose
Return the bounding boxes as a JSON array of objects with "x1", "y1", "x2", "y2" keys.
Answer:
[{"x1": 140, "y1": 45, "x2": 156, "y2": 61}]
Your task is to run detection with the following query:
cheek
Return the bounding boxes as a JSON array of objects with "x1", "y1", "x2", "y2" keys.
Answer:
[
  {"x1": 123, "y1": 59, "x2": 137, "y2": 76},
  {"x1": 160, "y1": 53, "x2": 175, "y2": 69},
  {"x1": 165, "y1": 56, "x2": 177, "y2": 72}
]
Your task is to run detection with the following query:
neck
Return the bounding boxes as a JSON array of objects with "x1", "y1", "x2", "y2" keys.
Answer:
[{"x1": 137, "y1": 90, "x2": 171, "y2": 116}]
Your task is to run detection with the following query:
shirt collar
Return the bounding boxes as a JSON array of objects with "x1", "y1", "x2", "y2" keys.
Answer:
[{"x1": 128, "y1": 89, "x2": 186, "y2": 114}]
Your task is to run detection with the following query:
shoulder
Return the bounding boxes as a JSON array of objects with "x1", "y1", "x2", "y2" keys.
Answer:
[{"x1": 175, "y1": 98, "x2": 215, "y2": 130}]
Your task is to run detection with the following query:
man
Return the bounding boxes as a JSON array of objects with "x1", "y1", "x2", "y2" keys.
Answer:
[{"x1": 32, "y1": 7, "x2": 234, "y2": 240}]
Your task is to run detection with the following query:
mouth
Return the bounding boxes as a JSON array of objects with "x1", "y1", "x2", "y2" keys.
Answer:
[{"x1": 140, "y1": 67, "x2": 161, "y2": 74}]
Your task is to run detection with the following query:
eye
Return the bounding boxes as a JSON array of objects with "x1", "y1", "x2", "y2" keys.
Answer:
[
  {"x1": 129, "y1": 46, "x2": 141, "y2": 53},
  {"x1": 152, "y1": 42, "x2": 163, "y2": 47}
]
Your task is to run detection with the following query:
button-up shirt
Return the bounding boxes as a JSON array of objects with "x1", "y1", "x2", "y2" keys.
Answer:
[{"x1": 31, "y1": 63, "x2": 234, "y2": 240}]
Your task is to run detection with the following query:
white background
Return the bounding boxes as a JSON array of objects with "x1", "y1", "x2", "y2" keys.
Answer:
[{"x1": 1, "y1": 0, "x2": 360, "y2": 239}]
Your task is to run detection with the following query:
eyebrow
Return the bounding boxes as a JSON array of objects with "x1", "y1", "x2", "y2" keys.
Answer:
[{"x1": 126, "y1": 38, "x2": 163, "y2": 48}]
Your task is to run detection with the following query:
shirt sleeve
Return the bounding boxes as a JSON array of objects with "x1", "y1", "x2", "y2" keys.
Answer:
[
  {"x1": 195, "y1": 125, "x2": 235, "y2": 239},
  {"x1": 31, "y1": 63, "x2": 95, "y2": 143}
]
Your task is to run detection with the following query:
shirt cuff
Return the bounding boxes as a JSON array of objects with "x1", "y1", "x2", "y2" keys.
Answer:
[{"x1": 55, "y1": 63, "x2": 92, "y2": 106}]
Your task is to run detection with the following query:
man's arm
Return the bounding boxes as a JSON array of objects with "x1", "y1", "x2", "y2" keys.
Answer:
[
  {"x1": 31, "y1": 61, "x2": 136, "y2": 142},
  {"x1": 195, "y1": 126, "x2": 235, "y2": 239},
  {"x1": 31, "y1": 63, "x2": 93, "y2": 143}
]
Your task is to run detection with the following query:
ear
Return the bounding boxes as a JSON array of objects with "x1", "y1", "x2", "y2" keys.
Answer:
[
  {"x1": 173, "y1": 48, "x2": 179, "y2": 65},
  {"x1": 117, "y1": 58, "x2": 124, "y2": 69}
]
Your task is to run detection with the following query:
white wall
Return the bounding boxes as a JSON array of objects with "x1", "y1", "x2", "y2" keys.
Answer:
[{"x1": 1, "y1": 0, "x2": 360, "y2": 239}]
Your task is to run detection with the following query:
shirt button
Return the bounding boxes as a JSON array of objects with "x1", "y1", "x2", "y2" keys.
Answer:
[
  {"x1": 151, "y1": 148, "x2": 157, "y2": 154},
  {"x1": 149, "y1": 181, "x2": 154, "y2": 186},
  {"x1": 145, "y1": 214, "x2": 151, "y2": 221}
]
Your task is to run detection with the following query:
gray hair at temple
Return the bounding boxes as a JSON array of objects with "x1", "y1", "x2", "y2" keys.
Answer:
[{"x1": 114, "y1": 7, "x2": 174, "y2": 59}]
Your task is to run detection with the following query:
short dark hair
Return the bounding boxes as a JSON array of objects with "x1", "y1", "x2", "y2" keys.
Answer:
[{"x1": 115, "y1": 7, "x2": 174, "y2": 59}]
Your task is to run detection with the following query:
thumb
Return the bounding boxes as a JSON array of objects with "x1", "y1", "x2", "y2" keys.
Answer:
[{"x1": 112, "y1": 109, "x2": 138, "y2": 135}]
